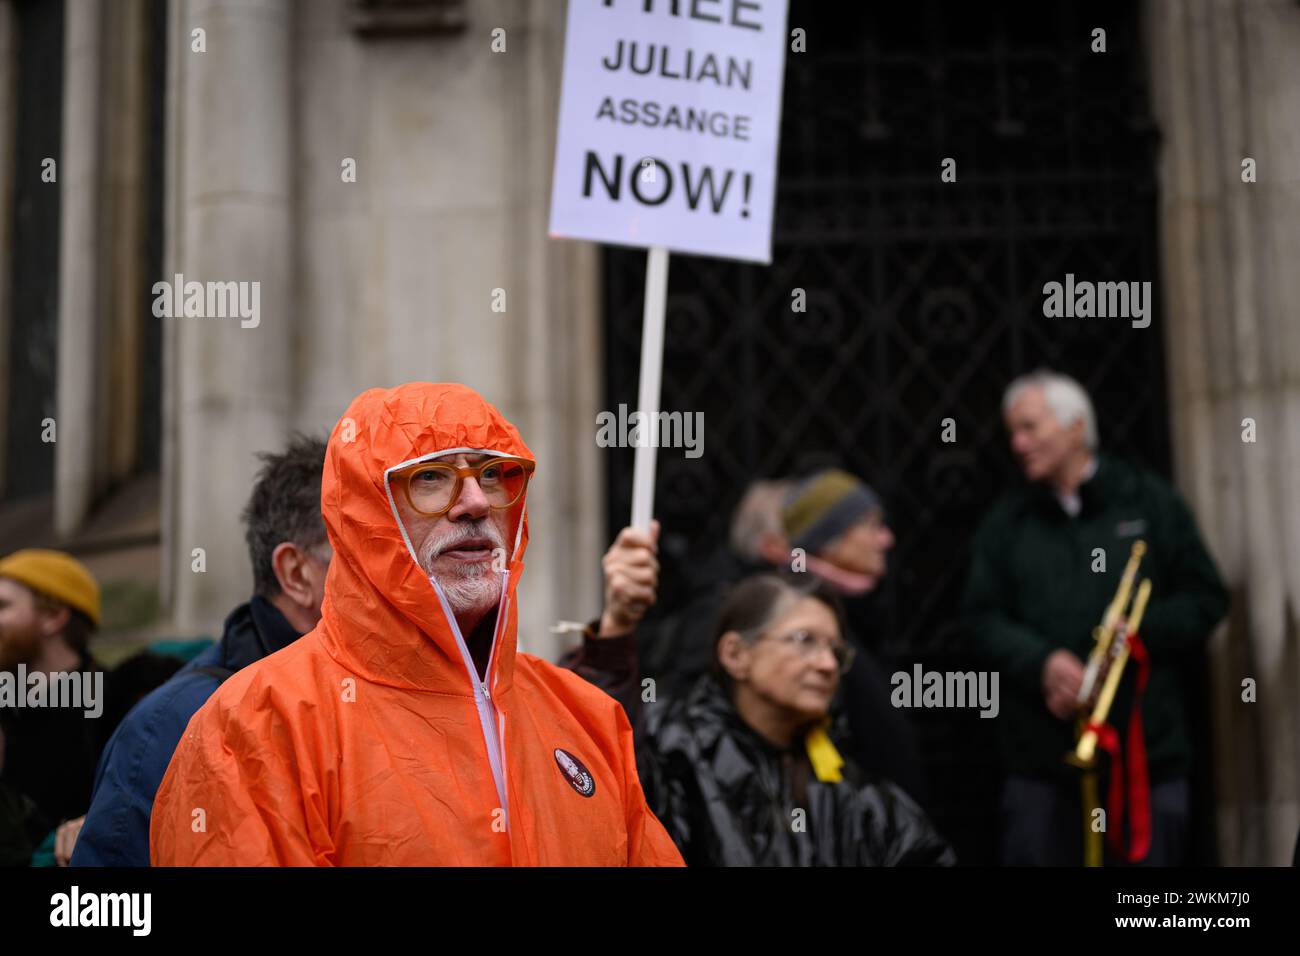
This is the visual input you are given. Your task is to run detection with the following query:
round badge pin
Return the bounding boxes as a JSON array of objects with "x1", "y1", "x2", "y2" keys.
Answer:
[{"x1": 553, "y1": 748, "x2": 596, "y2": 798}]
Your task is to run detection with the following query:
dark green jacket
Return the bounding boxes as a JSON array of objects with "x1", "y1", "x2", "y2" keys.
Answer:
[{"x1": 963, "y1": 455, "x2": 1228, "y2": 782}]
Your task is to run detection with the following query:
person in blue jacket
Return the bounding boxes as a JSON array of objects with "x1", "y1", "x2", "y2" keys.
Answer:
[{"x1": 71, "y1": 436, "x2": 330, "y2": 866}]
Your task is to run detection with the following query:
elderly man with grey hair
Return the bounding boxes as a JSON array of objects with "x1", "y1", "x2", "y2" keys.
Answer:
[{"x1": 964, "y1": 369, "x2": 1228, "y2": 866}]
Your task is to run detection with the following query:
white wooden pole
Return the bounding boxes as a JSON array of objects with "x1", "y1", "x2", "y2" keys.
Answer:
[{"x1": 630, "y1": 245, "x2": 669, "y2": 531}]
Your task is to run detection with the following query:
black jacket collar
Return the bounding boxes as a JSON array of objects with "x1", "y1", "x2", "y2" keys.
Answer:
[
  {"x1": 1025, "y1": 454, "x2": 1117, "y2": 519},
  {"x1": 217, "y1": 595, "x2": 302, "y2": 672}
]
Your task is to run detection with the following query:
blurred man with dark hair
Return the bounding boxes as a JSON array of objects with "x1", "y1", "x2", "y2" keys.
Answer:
[
  {"x1": 70, "y1": 435, "x2": 329, "y2": 866},
  {"x1": 0, "y1": 550, "x2": 104, "y2": 857}
]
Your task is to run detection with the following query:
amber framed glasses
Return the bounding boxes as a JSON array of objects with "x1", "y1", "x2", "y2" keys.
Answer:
[{"x1": 393, "y1": 455, "x2": 534, "y2": 517}]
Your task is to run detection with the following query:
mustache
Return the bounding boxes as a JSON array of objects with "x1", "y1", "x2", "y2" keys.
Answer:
[{"x1": 417, "y1": 519, "x2": 507, "y2": 566}]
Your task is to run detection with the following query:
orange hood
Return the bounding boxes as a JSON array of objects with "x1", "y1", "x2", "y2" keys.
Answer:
[{"x1": 316, "y1": 382, "x2": 531, "y2": 700}]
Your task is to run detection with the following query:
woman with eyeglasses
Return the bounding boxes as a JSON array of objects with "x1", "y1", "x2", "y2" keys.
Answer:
[{"x1": 610, "y1": 572, "x2": 955, "y2": 866}]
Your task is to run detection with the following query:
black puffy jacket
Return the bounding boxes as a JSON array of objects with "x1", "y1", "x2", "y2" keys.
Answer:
[{"x1": 636, "y1": 674, "x2": 955, "y2": 867}]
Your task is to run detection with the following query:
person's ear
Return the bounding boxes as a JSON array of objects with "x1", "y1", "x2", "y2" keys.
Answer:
[
  {"x1": 38, "y1": 604, "x2": 70, "y2": 639},
  {"x1": 271, "y1": 542, "x2": 314, "y2": 610},
  {"x1": 717, "y1": 630, "x2": 752, "y2": 682}
]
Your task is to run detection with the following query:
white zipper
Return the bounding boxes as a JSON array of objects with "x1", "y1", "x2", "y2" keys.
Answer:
[
  {"x1": 431, "y1": 576, "x2": 510, "y2": 829},
  {"x1": 480, "y1": 593, "x2": 508, "y2": 827},
  {"x1": 381, "y1": 451, "x2": 520, "y2": 835}
]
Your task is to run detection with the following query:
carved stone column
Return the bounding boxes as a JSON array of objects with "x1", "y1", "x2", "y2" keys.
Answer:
[
  {"x1": 54, "y1": 0, "x2": 105, "y2": 534},
  {"x1": 1147, "y1": 0, "x2": 1300, "y2": 865},
  {"x1": 163, "y1": 0, "x2": 294, "y2": 632}
]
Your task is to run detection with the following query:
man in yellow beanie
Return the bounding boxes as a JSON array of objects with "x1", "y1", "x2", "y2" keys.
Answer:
[
  {"x1": 0, "y1": 549, "x2": 105, "y2": 838},
  {"x1": 0, "y1": 550, "x2": 101, "y2": 666}
]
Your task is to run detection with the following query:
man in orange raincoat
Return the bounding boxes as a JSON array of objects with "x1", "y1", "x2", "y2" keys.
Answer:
[{"x1": 150, "y1": 383, "x2": 684, "y2": 866}]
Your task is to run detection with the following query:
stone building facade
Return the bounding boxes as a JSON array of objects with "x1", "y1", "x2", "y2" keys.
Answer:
[{"x1": 0, "y1": 0, "x2": 1295, "y2": 863}]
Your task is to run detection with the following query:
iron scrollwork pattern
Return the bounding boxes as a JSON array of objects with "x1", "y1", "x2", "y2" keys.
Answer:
[{"x1": 602, "y1": 0, "x2": 1169, "y2": 863}]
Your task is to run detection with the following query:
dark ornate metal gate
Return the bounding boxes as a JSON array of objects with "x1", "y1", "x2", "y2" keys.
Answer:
[
  {"x1": 4, "y1": 0, "x2": 64, "y2": 502},
  {"x1": 603, "y1": 0, "x2": 1171, "y2": 863}
]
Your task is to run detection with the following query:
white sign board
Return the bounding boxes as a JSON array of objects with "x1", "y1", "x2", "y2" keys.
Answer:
[{"x1": 549, "y1": 0, "x2": 789, "y2": 264}]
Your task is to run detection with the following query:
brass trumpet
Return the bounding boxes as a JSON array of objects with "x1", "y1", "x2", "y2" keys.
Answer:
[
  {"x1": 1065, "y1": 539, "x2": 1152, "y2": 866},
  {"x1": 1067, "y1": 540, "x2": 1152, "y2": 768}
]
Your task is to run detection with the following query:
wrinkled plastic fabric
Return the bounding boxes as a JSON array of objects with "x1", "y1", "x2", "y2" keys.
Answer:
[
  {"x1": 639, "y1": 676, "x2": 956, "y2": 866},
  {"x1": 150, "y1": 383, "x2": 683, "y2": 866}
]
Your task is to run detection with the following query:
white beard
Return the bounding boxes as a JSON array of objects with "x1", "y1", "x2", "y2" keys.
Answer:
[
  {"x1": 415, "y1": 519, "x2": 506, "y2": 622},
  {"x1": 433, "y1": 564, "x2": 501, "y2": 620}
]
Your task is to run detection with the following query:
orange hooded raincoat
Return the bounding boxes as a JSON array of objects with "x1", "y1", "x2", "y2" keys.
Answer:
[{"x1": 150, "y1": 383, "x2": 684, "y2": 866}]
